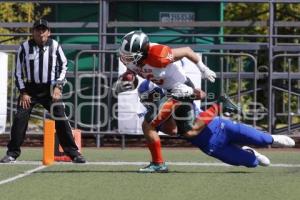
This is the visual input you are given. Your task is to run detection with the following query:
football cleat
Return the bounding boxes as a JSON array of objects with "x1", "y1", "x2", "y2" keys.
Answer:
[
  {"x1": 242, "y1": 146, "x2": 270, "y2": 167},
  {"x1": 271, "y1": 135, "x2": 295, "y2": 147},
  {"x1": 217, "y1": 95, "x2": 242, "y2": 115},
  {"x1": 138, "y1": 162, "x2": 169, "y2": 173}
]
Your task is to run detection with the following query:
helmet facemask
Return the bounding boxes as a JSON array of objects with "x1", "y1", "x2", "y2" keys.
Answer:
[
  {"x1": 119, "y1": 49, "x2": 145, "y2": 66},
  {"x1": 119, "y1": 30, "x2": 149, "y2": 67}
]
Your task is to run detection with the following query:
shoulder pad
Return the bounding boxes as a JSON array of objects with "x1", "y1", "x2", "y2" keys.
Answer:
[{"x1": 144, "y1": 44, "x2": 173, "y2": 68}]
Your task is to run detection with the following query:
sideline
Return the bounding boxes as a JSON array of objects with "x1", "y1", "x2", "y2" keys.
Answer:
[
  {"x1": 0, "y1": 165, "x2": 47, "y2": 186},
  {"x1": 1, "y1": 161, "x2": 300, "y2": 167}
]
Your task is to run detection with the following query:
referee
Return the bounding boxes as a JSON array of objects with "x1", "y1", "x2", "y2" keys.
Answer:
[{"x1": 0, "y1": 19, "x2": 86, "y2": 163}]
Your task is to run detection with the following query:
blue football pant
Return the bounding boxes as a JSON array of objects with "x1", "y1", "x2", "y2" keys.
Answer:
[{"x1": 188, "y1": 117, "x2": 273, "y2": 167}]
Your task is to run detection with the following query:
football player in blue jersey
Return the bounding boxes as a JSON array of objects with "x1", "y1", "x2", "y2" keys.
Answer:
[{"x1": 137, "y1": 80, "x2": 295, "y2": 173}]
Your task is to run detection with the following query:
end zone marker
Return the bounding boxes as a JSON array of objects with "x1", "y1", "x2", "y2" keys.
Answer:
[{"x1": 43, "y1": 119, "x2": 55, "y2": 165}]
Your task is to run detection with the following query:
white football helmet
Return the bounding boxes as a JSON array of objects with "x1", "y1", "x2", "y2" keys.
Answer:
[{"x1": 119, "y1": 30, "x2": 149, "y2": 67}]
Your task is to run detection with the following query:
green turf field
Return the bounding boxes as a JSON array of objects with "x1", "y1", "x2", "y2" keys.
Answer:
[{"x1": 0, "y1": 147, "x2": 300, "y2": 200}]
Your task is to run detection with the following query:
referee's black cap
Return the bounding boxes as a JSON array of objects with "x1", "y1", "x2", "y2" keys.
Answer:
[{"x1": 33, "y1": 19, "x2": 50, "y2": 29}]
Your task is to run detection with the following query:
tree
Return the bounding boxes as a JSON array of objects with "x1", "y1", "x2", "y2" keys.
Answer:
[
  {"x1": 0, "y1": 2, "x2": 51, "y2": 44},
  {"x1": 224, "y1": 3, "x2": 300, "y2": 43},
  {"x1": 224, "y1": 3, "x2": 300, "y2": 128},
  {"x1": 0, "y1": 3, "x2": 52, "y2": 129}
]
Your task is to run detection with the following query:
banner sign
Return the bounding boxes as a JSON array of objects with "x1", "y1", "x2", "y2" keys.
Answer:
[{"x1": 0, "y1": 52, "x2": 8, "y2": 133}]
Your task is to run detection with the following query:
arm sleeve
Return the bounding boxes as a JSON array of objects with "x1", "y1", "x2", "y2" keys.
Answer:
[
  {"x1": 14, "y1": 45, "x2": 26, "y2": 93},
  {"x1": 56, "y1": 45, "x2": 68, "y2": 85}
]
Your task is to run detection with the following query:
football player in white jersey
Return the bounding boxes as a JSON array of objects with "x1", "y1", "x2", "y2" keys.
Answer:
[{"x1": 117, "y1": 30, "x2": 217, "y2": 172}]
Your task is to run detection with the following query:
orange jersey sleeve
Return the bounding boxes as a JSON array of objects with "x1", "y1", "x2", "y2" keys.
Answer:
[{"x1": 144, "y1": 44, "x2": 174, "y2": 68}]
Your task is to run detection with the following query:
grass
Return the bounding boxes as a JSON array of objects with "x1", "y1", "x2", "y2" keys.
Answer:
[{"x1": 0, "y1": 147, "x2": 300, "y2": 200}]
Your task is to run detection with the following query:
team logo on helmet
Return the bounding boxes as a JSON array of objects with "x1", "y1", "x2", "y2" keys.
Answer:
[{"x1": 119, "y1": 31, "x2": 149, "y2": 66}]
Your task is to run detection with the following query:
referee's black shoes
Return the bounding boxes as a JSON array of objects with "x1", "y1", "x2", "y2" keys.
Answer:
[
  {"x1": 0, "y1": 154, "x2": 86, "y2": 164},
  {"x1": 71, "y1": 155, "x2": 86, "y2": 163}
]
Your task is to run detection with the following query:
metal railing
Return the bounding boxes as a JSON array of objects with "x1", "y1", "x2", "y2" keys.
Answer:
[
  {"x1": 1, "y1": 0, "x2": 300, "y2": 147},
  {"x1": 1, "y1": 51, "x2": 47, "y2": 134},
  {"x1": 71, "y1": 50, "x2": 270, "y2": 147},
  {"x1": 270, "y1": 53, "x2": 300, "y2": 134}
]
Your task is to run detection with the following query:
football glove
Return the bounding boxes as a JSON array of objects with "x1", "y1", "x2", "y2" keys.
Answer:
[{"x1": 197, "y1": 54, "x2": 217, "y2": 83}]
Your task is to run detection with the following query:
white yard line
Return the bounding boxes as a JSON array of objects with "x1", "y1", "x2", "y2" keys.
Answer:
[
  {"x1": 0, "y1": 165, "x2": 47, "y2": 186},
  {"x1": 0, "y1": 161, "x2": 299, "y2": 186},
  {"x1": 0, "y1": 161, "x2": 300, "y2": 167}
]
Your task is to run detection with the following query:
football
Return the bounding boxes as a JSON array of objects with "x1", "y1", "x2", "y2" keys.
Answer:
[
  {"x1": 120, "y1": 70, "x2": 139, "y2": 89},
  {"x1": 121, "y1": 70, "x2": 136, "y2": 81}
]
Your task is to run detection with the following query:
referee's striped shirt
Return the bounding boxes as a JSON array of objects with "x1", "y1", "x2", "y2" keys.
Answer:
[{"x1": 15, "y1": 38, "x2": 67, "y2": 93}]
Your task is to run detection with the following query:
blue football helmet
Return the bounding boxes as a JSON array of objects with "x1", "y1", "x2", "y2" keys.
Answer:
[{"x1": 138, "y1": 80, "x2": 164, "y2": 103}]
